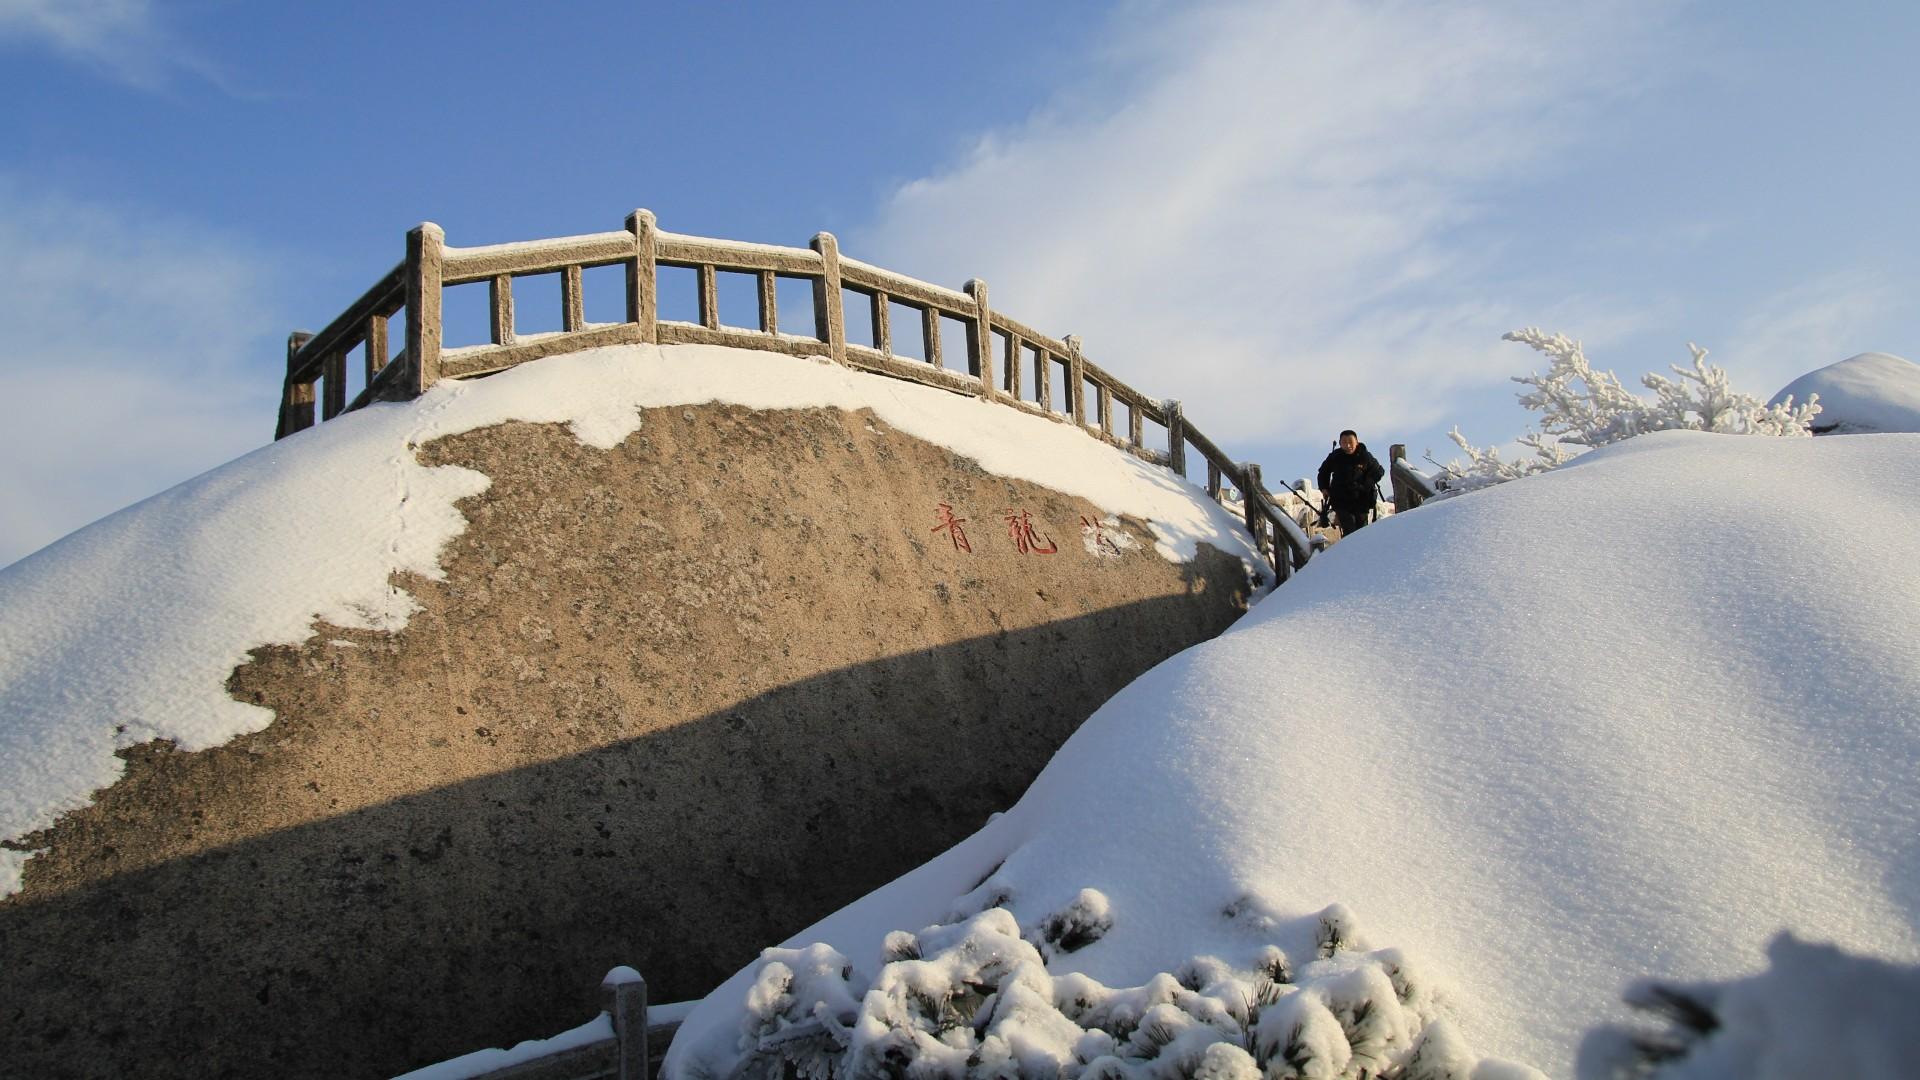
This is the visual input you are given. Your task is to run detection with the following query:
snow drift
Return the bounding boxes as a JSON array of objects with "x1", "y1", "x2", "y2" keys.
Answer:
[
  {"x1": 667, "y1": 429, "x2": 1920, "y2": 1079},
  {"x1": 1769, "y1": 351, "x2": 1920, "y2": 434}
]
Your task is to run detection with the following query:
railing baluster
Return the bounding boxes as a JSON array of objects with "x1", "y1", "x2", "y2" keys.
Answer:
[
  {"x1": 490, "y1": 274, "x2": 515, "y2": 346},
  {"x1": 1097, "y1": 380, "x2": 1113, "y2": 436},
  {"x1": 365, "y1": 314, "x2": 388, "y2": 381},
  {"x1": 758, "y1": 271, "x2": 777, "y2": 334},
  {"x1": 923, "y1": 306, "x2": 942, "y2": 369},
  {"x1": 698, "y1": 264, "x2": 719, "y2": 330},
  {"x1": 562, "y1": 265, "x2": 585, "y2": 332},
  {"x1": 1066, "y1": 335, "x2": 1086, "y2": 426},
  {"x1": 1037, "y1": 351, "x2": 1053, "y2": 411},
  {"x1": 322, "y1": 350, "x2": 346, "y2": 420},
  {"x1": 1129, "y1": 402, "x2": 1144, "y2": 447},
  {"x1": 1165, "y1": 400, "x2": 1186, "y2": 475},
  {"x1": 871, "y1": 291, "x2": 891, "y2": 356},
  {"x1": 1004, "y1": 332, "x2": 1023, "y2": 398}
]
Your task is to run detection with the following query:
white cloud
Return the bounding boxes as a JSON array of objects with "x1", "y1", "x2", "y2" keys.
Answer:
[
  {"x1": 0, "y1": 0, "x2": 213, "y2": 89},
  {"x1": 856, "y1": 0, "x2": 1670, "y2": 449},
  {"x1": 0, "y1": 180, "x2": 284, "y2": 567}
]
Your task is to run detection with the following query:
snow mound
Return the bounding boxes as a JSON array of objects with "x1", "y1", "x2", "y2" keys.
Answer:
[
  {"x1": 0, "y1": 343, "x2": 1260, "y2": 897},
  {"x1": 667, "y1": 429, "x2": 1920, "y2": 1080},
  {"x1": 1769, "y1": 351, "x2": 1920, "y2": 433}
]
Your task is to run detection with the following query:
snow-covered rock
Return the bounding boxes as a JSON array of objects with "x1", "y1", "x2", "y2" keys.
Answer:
[
  {"x1": 0, "y1": 343, "x2": 1261, "y2": 898},
  {"x1": 1769, "y1": 351, "x2": 1920, "y2": 434},
  {"x1": 667, "y1": 429, "x2": 1920, "y2": 1080}
]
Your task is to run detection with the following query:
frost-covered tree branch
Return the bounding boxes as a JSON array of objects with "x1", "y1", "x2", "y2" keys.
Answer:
[{"x1": 1433, "y1": 330, "x2": 1822, "y2": 497}]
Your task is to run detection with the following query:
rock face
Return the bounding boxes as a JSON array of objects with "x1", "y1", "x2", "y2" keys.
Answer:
[{"x1": 0, "y1": 403, "x2": 1251, "y2": 1080}]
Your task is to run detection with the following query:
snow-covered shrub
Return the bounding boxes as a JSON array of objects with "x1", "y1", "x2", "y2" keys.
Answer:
[
  {"x1": 703, "y1": 894, "x2": 1544, "y2": 1080},
  {"x1": 1434, "y1": 329, "x2": 1822, "y2": 497},
  {"x1": 1575, "y1": 932, "x2": 1920, "y2": 1080}
]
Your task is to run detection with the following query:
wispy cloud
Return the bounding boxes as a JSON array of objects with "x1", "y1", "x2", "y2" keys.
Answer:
[
  {"x1": 0, "y1": 0, "x2": 217, "y2": 90},
  {"x1": 857, "y1": 0, "x2": 1670, "y2": 449},
  {"x1": 1718, "y1": 274, "x2": 1904, "y2": 399},
  {"x1": 0, "y1": 179, "x2": 284, "y2": 567}
]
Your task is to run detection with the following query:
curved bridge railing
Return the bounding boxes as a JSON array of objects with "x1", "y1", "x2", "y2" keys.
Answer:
[{"x1": 273, "y1": 210, "x2": 1314, "y2": 578}]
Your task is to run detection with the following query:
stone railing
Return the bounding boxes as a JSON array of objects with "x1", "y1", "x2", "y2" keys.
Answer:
[{"x1": 273, "y1": 210, "x2": 1314, "y2": 577}]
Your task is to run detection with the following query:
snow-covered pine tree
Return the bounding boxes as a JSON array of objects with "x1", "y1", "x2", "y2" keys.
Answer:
[{"x1": 698, "y1": 893, "x2": 1547, "y2": 1080}]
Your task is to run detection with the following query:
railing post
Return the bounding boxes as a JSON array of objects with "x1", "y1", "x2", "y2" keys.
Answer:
[
  {"x1": 405, "y1": 222, "x2": 445, "y2": 396},
  {"x1": 276, "y1": 331, "x2": 316, "y2": 440},
  {"x1": 1389, "y1": 444, "x2": 1413, "y2": 512},
  {"x1": 811, "y1": 232, "x2": 848, "y2": 365},
  {"x1": 1242, "y1": 462, "x2": 1264, "y2": 550},
  {"x1": 1065, "y1": 334, "x2": 1086, "y2": 426},
  {"x1": 626, "y1": 209, "x2": 659, "y2": 343},
  {"x1": 965, "y1": 278, "x2": 994, "y2": 397},
  {"x1": 1164, "y1": 400, "x2": 1186, "y2": 476},
  {"x1": 602, "y1": 968, "x2": 648, "y2": 1080}
]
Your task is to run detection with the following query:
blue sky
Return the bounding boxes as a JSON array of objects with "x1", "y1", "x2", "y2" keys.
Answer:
[{"x1": 2, "y1": 0, "x2": 1917, "y2": 566}]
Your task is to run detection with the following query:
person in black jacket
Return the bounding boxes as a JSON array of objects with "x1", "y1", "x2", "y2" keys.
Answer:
[{"x1": 1316, "y1": 429, "x2": 1385, "y2": 535}]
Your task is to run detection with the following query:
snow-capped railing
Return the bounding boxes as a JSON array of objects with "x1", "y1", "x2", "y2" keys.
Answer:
[
  {"x1": 274, "y1": 211, "x2": 1313, "y2": 575},
  {"x1": 418, "y1": 969, "x2": 669, "y2": 1080},
  {"x1": 1388, "y1": 444, "x2": 1437, "y2": 511}
]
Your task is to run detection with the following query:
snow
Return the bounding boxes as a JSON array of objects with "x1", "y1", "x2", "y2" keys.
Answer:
[
  {"x1": 439, "y1": 229, "x2": 629, "y2": 260},
  {"x1": 0, "y1": 343, "x2": 1261, "y2": 897},
  {"x1": 838, "y1": 254, "x2": 974, "y2": 305},
  {"x1": 667, "y1": 428, "x2": 1920, "y2": 1079},
  {"x1": 1769, "y1": 351, "x2": 1920, "y2": 434},
  {"x1": 1584, "y1": 934, "x2": 1920, "y2": 1080}
]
